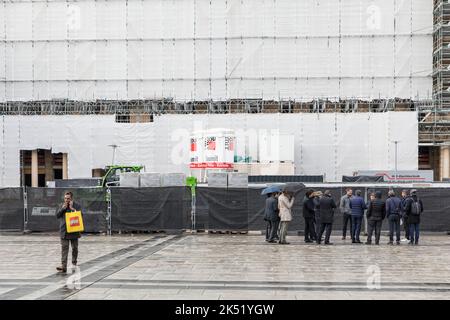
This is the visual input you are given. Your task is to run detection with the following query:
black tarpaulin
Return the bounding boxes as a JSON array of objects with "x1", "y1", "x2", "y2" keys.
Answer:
[
  {"x1": 0, "y1": 188, "x2": 24, "y2": 231},
  {"x1": 111, "y1": 187, "x2": 191, "y2": 231},
  {"x1": 26, "y1": 187, "x2": 107, "y2": 232}
]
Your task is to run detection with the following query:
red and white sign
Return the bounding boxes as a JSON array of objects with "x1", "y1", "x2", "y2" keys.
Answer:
[{"x1": 190, "y1": 130, "x2": 235, "y2": 170}]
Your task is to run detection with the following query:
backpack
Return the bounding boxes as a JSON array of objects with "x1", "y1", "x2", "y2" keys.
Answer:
[{"x1": 410, "y1": 199, "x2": 421, "y2": 216}]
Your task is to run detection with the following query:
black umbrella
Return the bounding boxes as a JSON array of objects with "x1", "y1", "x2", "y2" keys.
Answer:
[{"x1": 282, "y1": 182, "x2": 306, "y2": 195}]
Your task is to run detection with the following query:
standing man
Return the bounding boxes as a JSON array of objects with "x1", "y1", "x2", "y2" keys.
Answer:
[
  {"x1": 278, "y1": 191, "x2": 295, "y2": 245},
  {"x1": 404, "y1": 190, "x2": 424, "y2": 245},
  {"x1": 349, "y1": 190, "x2": 367, "y2": 244},
  {"x1": 340, "y1": 188, "x2": 353, "y2": 240},
  {"x1": 264, "y1": 193, "x2": 280, "y2": 243},
  {"x1": 313, "y1": 191, "x2": 322, "y2": 243},
  {"x1": 400, "y1": 189, "x2": 410, "y2": 242},
  {"x1": 365, "y1": 191, "x2": 385, "y2": 245},
  {"x1": 386, "y1": 190, "x2": 402, "y2": 245},
  {"x1": 55, "y1": 191, "x2": 82, "y2": 273},
  {"x1": 317, "y1": 190, "x2": 337, "y2": 245},
  {"x1": 302, "y1": 189, "x2": 317, "y2": 243}
]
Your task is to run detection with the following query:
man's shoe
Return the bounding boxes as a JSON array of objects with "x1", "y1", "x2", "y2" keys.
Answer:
[
  {"x1": 342, "y1": 236, "x2": 346, "y2": 240},
  {"x1": 415, "y1": 242, "x2": 419, "y2": 245},
  {"x1": 324, "y1": 242, "x2": 333, "y2": 245},
  {"x1": 305, "y1": 240, "x2": 313, "y2": 243},
  {"x1": 408, "y1": 241, "x2": 414, "y2": 245},
  {"x1": 365, "y1": 241, "x2": 372, "y2": 245},
  {"x1": 268, "y1": 240, "x2": 276, "y2": 243},
  {"x1": 375, "y1": 242, "x2": 380, "y2": 245},
  {"x1": 396, "y1": 241, "x2": 401, "y2": 245},
  {"x1": 356, "y1": 240, "x2": 362, "y2": 244},
  {"x1": 56, "y1": 266, "x2": 67, "y2": 273},
  {"x1": 387, "y1": 241, "x2": 393, "y2": 245}
]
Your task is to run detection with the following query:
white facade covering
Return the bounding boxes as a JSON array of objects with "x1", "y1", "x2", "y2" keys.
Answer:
[
  {"x1": 0, "y1": 0, "x2": 432, "y2": 102},
  {"x1": 0, "y1": 112, "x2": 418, "y2": 186}
]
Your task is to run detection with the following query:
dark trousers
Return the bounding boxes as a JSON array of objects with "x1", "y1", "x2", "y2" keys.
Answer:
[
  {"x1": 61, "y1": 238, "x2": 78, "y2": 267},
  {"x1": 409, "y1": 223, "x2": 420, "y2": 244},
  {"x1": 388, "y1": 215, "x2": 401, "y2": 242},
  {"x1": 351, "y1": 216, "x2": 362, "y2": 241},
  {"x1": 267, "y1": 220, "x2": 280, "y2": 241},
  {"x1": 342, "y1": 213, "x2": 352, "y2": 238},
  {"x1": 317, "y1": 223, "x2": 332, "y2": 244},
  {"x1": 265, "y1": 221, "x2": 271, "y2": 240},
  {"x1": 403, "y1": 216, "x2": 410, "y2": 239},
  {"x1": 314, "y1": 214, "x2": 321, "y2": 241},
  {"x1": 304, "y1": 217, "x2": 316, "y2": 241},
  {"x1": 367, "y1": 220, "x2": 382, "y2": 244}
]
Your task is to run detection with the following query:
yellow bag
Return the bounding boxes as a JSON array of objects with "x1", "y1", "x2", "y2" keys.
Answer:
[{"x1": 65, "y1": 211, "x2": 84, "y2": 233}]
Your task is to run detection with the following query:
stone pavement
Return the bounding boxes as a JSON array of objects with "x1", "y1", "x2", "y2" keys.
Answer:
[{"x1": 0, "y1": 232, "x2": 449, "y2": 300}]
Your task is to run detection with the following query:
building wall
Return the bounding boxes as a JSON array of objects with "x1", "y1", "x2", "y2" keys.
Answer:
[
  {"x1": 0, "y1": 0, "x2": 432, "y2": 102},
  {"x1": 0, "y1": 112, "x2": 418, "y2": 186}
]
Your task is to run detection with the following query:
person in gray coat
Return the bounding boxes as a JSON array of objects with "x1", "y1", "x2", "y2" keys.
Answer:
[
  {"x1": 365, "y1": 191, "x2": 385, "y2": 245},
  {"x1": 317, "y1": 190, "x2": 337, "y2": 245},
  {"x1": 55, "y1": 191, "x2": 83, "y2": 273},
  {"x1": 264, "y1": 193, "x2": 280, "y2": 243},
  {"x1": 339, "y1": 188, "x2": 353, "y2": 240}
]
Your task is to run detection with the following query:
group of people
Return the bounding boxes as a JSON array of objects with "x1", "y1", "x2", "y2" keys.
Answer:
[{"x1": 264, "y1": 188, "x2": 424, "y2": 246}]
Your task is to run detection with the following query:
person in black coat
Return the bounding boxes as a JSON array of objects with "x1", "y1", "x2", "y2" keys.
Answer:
[
  {"x1": 264, "y1": 193, "x2": 280, "y2": 243},
  {"x1": 404, "y1": 190, "x2": 424, "y2": 245},
  {"x1": 55, "y1": 191, "x2": 83, "y2": 273},
  {"x1": 302, "y1": 189, "x2": 317, "y2": 243},
  {"x1": 365, "y1": 191, "x2": 385, "y2": 245},
  {"x1": 317, "y1": 190, "x2": 337, "y2": 245}
]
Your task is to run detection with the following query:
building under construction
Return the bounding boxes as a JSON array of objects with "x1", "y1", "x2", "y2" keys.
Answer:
[{"x1": 1, "y1": 0, "x2": 449, "y2": 185}]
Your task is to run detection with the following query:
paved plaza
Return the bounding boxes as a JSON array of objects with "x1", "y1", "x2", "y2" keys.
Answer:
[{"x1": 0, "y1": 232, "x2": 449, "y2": 300}]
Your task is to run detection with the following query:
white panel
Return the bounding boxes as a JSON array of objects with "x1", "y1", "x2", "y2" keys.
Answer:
[
  {"x1": 0, "y1": 43, "x2": 5, "y2": 80},
  {"x1": 175, "y1": 40, "x2": 194, "y2": 79},
  {"x1": 143, "y1": 0, "x2": 163, "y2": 39},
  {"x1": 0, "y1": 83, "x2": 5, "y2": 102},
  {"x1": 6, "y1": 43, "x2": 32, "y2": 81},
  {"x1": 211, "y1": 0, "x2": 226, "y2": 37},
  {"x1": 68, "y1": 1, "x2": 96, "y2": 40},
  {"x1": 241, "y1": 38, "x2": 264, "y2": 78},
  {"x1": 341, "y1": 0, "x2": 363, "y2": 35},
  {"x1": 143, "y1": 41, "x2": 163, "y2": 80},
  {"x1": 388, "y1": 111, "x2": 418, "y2": 171},
  {"x1": 6, "y1": 2, "x2": 32, "y2": 40},
  {"x1": 67, "y1": 42, "x2": 96, "y2": 80},
  {"x1": 0, "y1": 4, "x2": 5, "y2": 40},
  {"x1": 34, "y1": 81, "x2": 68, "y2": 100},
  {"x1": 96, "y1": 41, "x2": 127, "y2": 80},
  {"x1": 32, "y1": 2, "x2": 50, "y2": 40},
  {"x1": 127, "y1": 41, "x2": 143, "y2": 80},
  {"x1": 48, "y1": 42, "x2": 68, "y2": 80},
  {"x1": 96, "y1": 80, "x2": 127, "y2": 100},
  {"x1": 412, "y1": 0, "x2": 433, "y2": 34},
  {"x1": 412, "y1": 36, "x2": 432, "y2": 77},
  {"x1": 33, "y1": 42, "x2": 49, "y2": 80},
  {"x1": 96, "y1": 0, "x2": 126, "y2": 40},
  {"x1": 395, "y1": 36, "x2": 412, "y2": 77},
  {"x1": 48, "y1": 2, "x2": 68, "y2": 40},
  {"x1": 195, "y1": 0, "x2": 209, "y2": 38},
  {"x1": 211, "y1": 40, "x2": 226, "y2": 79},
  {"x1": 127, "y1": 0, "x2": 143, "y2": 39},
  {"x1": 6, "y1": 82, "x2": 33, "y2": 101},
  {"x1": 68, "y1": 81, "x2": 96, "y2": 101},
  {"x1": 395, "y1": 0, "x2": 412, "y2": 34}
]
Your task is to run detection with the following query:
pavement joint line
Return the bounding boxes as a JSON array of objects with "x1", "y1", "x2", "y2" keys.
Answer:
[
  {"x1": 37, "y1": 234, "x2": 184, "y2": 300},
  {"x1": 19, "y1": 235, "x2": 177, "y2": 300}
]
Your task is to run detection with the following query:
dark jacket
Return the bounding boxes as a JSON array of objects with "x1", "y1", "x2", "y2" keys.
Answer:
[
  {"x1": 318, "y1": 194, "x2": 337, "y2": 224},
  {"x1": 349, "y1": 196, "x2": 367, "y2": 217},
  {"x1": 386, "y1": 196, "x2": 402, "y2": 218},
  {"x1": 302, "y1": 196, "x2": 316, "y2": 219},
  {"x1": 264, "y1": 197, "x2": 279, "y2": 222},
  {"x1": 367, "y1": 198, "x2": 385, "y2": 221},
  {"x1": 404, "y1": 195, "x2": 423, "y2": 224},
  {"x1": 400, "y1": 197, "x2": 408, "y2": 217},
  {"x1": 56, "y1": 202, "x2": 83, "y2": 240}
]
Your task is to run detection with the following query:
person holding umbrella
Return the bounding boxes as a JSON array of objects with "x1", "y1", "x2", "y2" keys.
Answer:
[
  {"x1": 264, "y1": 192, "x2": 280, "y2": 243},
  {"x1": 278, "y1": 190, "x2": 295, "y2": 244}
]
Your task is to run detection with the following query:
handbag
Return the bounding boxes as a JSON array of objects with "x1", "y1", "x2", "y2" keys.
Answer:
[{"x1": 65, "y1": 210, "x2": 84, "y2": 233}]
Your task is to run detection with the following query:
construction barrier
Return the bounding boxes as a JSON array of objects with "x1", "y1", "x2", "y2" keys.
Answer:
[{"x1": 0, "y1": 186, "x2": 449, "y2": 233}]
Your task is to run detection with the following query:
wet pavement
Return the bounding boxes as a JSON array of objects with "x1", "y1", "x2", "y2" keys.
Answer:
[{"x1": 0, "y1": 233, "x2": 449, "y2": 300}]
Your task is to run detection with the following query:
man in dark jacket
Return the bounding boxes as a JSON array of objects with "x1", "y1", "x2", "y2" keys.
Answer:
[
  {"x1": 317, "y1": 190, "x2": 337, "y2": 245},
  {"x1": 365, "y1": 191, "x2": 385, "y2": 245},
  {"x1": 386, "y1": 190, "x2": 402, "y2": 245},
  {"x1": 264, "y1": 193, "x2": 280, "y2": 243},
  {"x1": 404, "y1": 190, "x2": 424, "y2": 245},
  {"x1": 56, "y1": 191, "x2": 82, "y2": 273},
  {"x1": 339, "y1": 188, "x2": 353, "y2": 240},
  {"x1": 302, "y1": 189, "x2": 317, "y2": 243},
  {"x1": 400, "y1": 189, "x2": 410, "y2": 241},
  {"x1": 349, "y1": 190, "x2": 366, "y2": 244}
]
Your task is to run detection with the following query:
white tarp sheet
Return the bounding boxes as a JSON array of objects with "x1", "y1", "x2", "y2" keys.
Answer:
[
  {"x1": 0, "y1": 0, "x2": 432, "y2": 102},
  {"x1": 0, "y1": 112, "x2": 418, "y2": 186}
]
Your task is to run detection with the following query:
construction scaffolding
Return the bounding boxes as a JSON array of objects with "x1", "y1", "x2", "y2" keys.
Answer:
[{"x1": 0, "y1": 0, "x2": 440, "y2": 142}]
